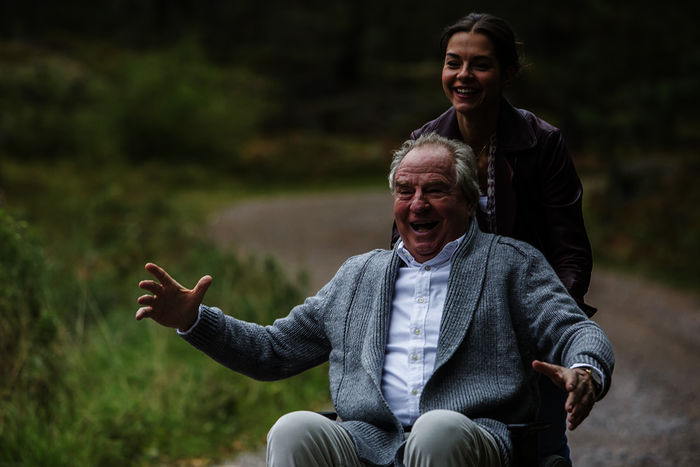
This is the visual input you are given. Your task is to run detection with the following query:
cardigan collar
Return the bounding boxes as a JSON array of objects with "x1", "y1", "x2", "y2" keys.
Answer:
[{"x1": 361, "y1": 219, "x2": 489, "y2": 384}]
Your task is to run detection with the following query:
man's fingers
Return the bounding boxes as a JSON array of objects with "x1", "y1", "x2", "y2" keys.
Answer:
[
  {"x1": 136, "y1": 306, "x2": 152, "y2": 321},
  {"x1": 568, "y1": 401, "x2": 593, "y2": 430},
  {"x1": 145, "y1": 262, "x2": 174, "y2": 285},
  {"x1": 566, "y1": 369, "x2": 583, "y2": 392},
  {"x1": 531, "y1": 360, "x2": 556, "y2": 377},
  {"x1": 532, "y1": 360, "x2": 567, "y2": 390},
  {"x1": 139, "y1": 280, "x2": 162, "y2": 294},
  {"x1": 137, "y1": 294, "x2": 156, "y2": 306},
  {"x1": 565, "y1": 371, "x2": 596, "y2": 430}
]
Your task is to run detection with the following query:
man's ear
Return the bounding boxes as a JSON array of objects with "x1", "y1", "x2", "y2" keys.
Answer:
[{"x1": 466, "y1": 202, "x2": 477, "y2": 218}]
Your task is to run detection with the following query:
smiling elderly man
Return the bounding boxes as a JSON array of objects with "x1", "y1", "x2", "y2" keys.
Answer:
[{"x1": 136, "y1": 133, "x2": 614, "y2": 467}]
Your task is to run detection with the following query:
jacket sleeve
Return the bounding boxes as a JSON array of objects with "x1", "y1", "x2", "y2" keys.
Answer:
[
  {"x1": 180, "y1": 293, "x2": 332, "y2": 381},
  {"x1": 515, "y1": 242, "x2": 614, "y2": 398},
  {"x1": 536, "y1": 129, "x2": 595, "y2": 315}
]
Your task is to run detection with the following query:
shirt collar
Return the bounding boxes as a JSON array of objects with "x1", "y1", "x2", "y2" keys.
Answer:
[{"x1": 395, "y1": 234, "x2": 465, "y2": 269}]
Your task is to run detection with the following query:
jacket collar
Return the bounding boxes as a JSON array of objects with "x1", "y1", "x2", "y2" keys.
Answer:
[
  {"x1": 360, "y1": 219, "x2": 492, "y2": 385},
  {"x1": 496, "y1": 98, "x2": 537, "y2": 153},
  {"x1": 434, "y1": 219, "x2": 493, "y2": 370},
  {"x1": 438, "y1": 98, "x2": 538, "y2": 154}
]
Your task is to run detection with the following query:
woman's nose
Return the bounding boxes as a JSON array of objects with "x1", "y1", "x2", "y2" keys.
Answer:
[{"x1": 457, "y1": 65, "x2": 472, "y2": 80}]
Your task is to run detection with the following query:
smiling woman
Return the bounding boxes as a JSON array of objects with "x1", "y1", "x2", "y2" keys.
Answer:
[{"x1": 406, "y1": 12, "x2": 596, "y2": 465}]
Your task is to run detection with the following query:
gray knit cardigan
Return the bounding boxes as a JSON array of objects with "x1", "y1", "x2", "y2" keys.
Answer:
[{"x1": 182, "y1": 220, "x2": 614, "y2": 466}]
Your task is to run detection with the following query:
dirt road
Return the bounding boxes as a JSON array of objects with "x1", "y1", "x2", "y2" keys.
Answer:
[{"x1": 209, "y1": 191, "x2": 700, "y2": 467}]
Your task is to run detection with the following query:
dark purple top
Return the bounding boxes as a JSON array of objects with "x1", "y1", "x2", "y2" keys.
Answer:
[{"x1": 407, "y1": 99, "x2": 595, "y2": 315}]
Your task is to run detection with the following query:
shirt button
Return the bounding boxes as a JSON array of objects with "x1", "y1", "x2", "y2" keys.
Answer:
[
  {"x1": 411, "y1": 389, "x2": 419, "y2": 395},
  {"x1": 414, "y1": 328, "x2": 421, "y2": 335},
  {"x1": 425, "y1": 265, "x2": 431, "y2": 271},
  {"x1": 418, "y1": 297, "x2": 425, "y2": 303},
  {"x1": 412, "y1": 354, "x2": 419, "y2": 361}
]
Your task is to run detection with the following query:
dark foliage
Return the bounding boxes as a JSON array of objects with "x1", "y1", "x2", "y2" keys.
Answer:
[{"x1": 1, "y1": 0, "x2": 698, "y2": 153}]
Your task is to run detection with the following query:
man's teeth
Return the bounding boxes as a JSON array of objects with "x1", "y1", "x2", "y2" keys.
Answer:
[
  {"x1": 456, "y1": 87, "x2": 478, "y2": 94},
  {"x1": 411, "y1": 222, "x2": 438, "y2": 232}
]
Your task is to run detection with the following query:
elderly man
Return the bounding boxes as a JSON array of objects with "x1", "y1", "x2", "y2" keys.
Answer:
[{"x1": 136, "y1": 133, "x2": 614, "y2": 467}]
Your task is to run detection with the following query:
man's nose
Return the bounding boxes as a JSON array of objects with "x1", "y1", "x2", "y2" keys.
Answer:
[{"x1": 410, "y1": 192, "x2": 430, "y2": 211}]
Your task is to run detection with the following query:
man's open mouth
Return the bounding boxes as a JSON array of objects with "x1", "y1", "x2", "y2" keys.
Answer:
[{"x1": 410, "y1": 221, "x2": 439, "y2": 232}]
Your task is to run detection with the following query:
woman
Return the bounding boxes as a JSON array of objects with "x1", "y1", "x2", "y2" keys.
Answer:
[{"x1": 406, "y1": 13, "x2": 596, "y2": 465}]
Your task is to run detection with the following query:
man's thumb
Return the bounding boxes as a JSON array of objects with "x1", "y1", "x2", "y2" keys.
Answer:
[{"x1": 194, "y1": 275, "x2": 213, "y2": 299}]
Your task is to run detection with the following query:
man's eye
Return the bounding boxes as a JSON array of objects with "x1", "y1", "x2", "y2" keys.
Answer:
[{"x1": 445, "y1": 60, "x2": 460, "y2": 68}]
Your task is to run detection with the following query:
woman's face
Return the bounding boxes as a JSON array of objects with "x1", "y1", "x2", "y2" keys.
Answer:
[{"x1": 441, "y1": 31, "x2": 511, "y2": 116}]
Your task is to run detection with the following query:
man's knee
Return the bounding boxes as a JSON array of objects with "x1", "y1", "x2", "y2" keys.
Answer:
[
  {"x1": 266, "y1": 411, "x2": 361, "y2": 467},
  {"x1": 405, "y1": 410, "x2": 500, "y2": 467},
  {"x1": 407, "y1": 410, "x2": 473, "y2": 451},
  {"x1": 267, "y1": 410, "x2": 327, "y2": 454}
]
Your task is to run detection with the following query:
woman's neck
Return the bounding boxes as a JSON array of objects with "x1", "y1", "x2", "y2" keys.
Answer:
[{"x1": 456, "y1": 106, "x2": 500, "y2": 151}]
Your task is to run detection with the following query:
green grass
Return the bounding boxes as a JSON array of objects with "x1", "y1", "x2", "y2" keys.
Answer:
[{"x1": 0, "y1": 161, "x2": 337, "y2": 466}]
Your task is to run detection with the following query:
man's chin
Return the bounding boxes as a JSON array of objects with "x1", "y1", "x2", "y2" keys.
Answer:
[{"x1": 406, "y1": 241, "x2": 441, "y2": 262}]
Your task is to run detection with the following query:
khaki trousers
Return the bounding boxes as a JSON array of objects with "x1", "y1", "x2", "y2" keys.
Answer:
[{"x1": 266, "y1": 409, "x2": 501, "y2": 466}]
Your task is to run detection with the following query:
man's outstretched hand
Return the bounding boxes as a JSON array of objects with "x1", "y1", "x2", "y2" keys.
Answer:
[
  {"x1": 136, "y1": 262, "x2": 212, "y2": 331},
  {"x1": 532, "y1": 360, "x2": 598, "y2": 431}
]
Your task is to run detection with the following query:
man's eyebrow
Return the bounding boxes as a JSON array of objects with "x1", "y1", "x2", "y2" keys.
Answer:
[{"x1": 424, "y1": 179, "x2": 451, "y2": 188}]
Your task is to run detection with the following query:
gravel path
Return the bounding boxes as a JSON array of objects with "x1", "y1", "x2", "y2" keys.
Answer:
[{"x1": 208, "y1": 191, "x2": 700, "y2": 467}]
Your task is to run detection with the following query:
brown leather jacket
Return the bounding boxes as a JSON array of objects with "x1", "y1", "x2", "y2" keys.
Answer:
[{"x1": 405, "y1": 99, "x2": 595, "y2": 315}]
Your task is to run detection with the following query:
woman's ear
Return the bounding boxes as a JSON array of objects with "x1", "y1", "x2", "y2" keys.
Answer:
[{"x1": 502, "y1": 65, "x2": 517, "y2": 88}]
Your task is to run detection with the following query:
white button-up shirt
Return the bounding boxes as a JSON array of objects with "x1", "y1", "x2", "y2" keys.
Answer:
[
  {"x1": 381, "y1": 235, "x2": 463, "y2": 427},
  {"x1": 379, "y1": 236, "x2": 605, "y2": 428}
]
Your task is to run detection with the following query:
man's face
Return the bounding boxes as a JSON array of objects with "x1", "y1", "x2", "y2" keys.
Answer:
[{"x1": 393, "y1": 144, "x2": 471, "y2": 263}]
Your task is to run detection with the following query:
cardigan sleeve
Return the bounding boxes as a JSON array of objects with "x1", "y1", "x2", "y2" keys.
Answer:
[
  {"x1": 180, "y1": 298, "x2": 332, "y2": 381},
  {"x1": 511, "y1": 240, "x2": 614, "y2": 397}
]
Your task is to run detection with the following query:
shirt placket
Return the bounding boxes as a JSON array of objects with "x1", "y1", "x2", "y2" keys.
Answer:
[{"x1": 407, "y1": 264, "x2": 431, "y2": 420}]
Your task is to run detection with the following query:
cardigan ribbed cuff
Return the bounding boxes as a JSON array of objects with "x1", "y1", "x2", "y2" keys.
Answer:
[{"x1": 179, "y1": 304, "x2": 222, "y2": 348}]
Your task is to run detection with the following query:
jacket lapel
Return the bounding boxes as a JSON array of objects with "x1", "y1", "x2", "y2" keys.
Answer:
[
  {"x1": 434, "y1": 221, "x2": 496, "y2": 371},
  {"x1": 360, "y1": 252, "x2": 401, "y2": 389}
]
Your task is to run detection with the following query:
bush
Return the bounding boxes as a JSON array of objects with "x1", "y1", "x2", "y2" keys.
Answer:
[
  {"x1": 0, "y1": 40, "x2": 269, "y2": 167},
  {"x1": 0, "y1": 209, "x2": 59, "y2": 409},
  {"x1": 113, "y1": 39, "x2": 270, "y2": 166}
]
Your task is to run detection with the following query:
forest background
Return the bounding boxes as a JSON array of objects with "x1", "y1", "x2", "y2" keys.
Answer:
[{"x1": 1, "y1": 1, "x2": 698, "y2": 465}]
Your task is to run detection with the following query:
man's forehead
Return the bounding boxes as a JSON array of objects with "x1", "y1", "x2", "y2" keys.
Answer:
[{"x1": 396, "y1": 145, "x2": 455, "y2": 180}]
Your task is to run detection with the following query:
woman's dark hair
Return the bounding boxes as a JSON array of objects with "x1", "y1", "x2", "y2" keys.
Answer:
[{"x1": 440, "y1": 13, "x2": 522, "y2": 74}]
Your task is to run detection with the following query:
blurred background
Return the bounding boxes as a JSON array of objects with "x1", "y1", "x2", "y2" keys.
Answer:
[{"x1": 1, "y1": 1, "x2": 698, "y2": 465}]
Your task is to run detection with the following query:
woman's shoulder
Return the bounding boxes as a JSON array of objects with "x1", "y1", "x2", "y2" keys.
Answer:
[
  {"x1": 499, "y1": 100, "x2": 565, "y2": 153},
  {"x1": 410, "y1": 107, "x2": 461, "y2": 140},
  {"x1": 514, "y1": 106, "x2": 560, "y2": 135}
]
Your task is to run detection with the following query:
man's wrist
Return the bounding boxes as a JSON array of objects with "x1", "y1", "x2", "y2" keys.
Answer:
[
  {"x1": 577, "y1": 367, "x2": 602, "y2": 395},
  {"x1": 177, "y1": 305, "x2": 203, "y2": 335}
]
